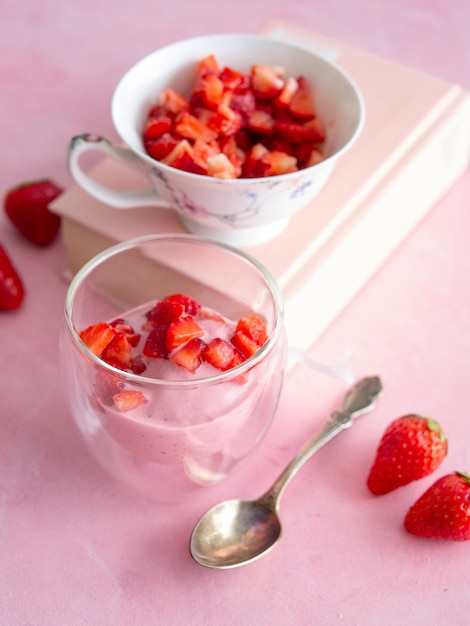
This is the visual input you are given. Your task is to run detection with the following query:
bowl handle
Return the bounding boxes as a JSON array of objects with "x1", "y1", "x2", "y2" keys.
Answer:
[{"x1": 67, "y1": 133, "x2": 171, "y2": 209}]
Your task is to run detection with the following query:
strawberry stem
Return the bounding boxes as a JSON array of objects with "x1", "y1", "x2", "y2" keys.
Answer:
[{"x1": 426, "y1": 417, "x2": 446, "y2": 443}]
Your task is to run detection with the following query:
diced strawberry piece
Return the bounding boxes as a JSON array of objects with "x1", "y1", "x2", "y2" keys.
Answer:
[
  {"x1": 166, "y1": 315, "x2": 204, "y2": 351},
  {"x1": 170, "y1": 337, "x2": 207, "y2": 372},
  {"x1": 164, "y1": 293, "x2": 201, "y2": 316},
  {"x1": 102, "y1": 333, "x2": 133, "y2": 368},
  {"x1": 274, "y1": 120, "x2": 322, "y2": 144},
  {"x1": 218, "y1": 136, "x2": 245, "y2": 177},
  {"x1": 295, "y1": 144, "x2": 325, "y2": 168},
  {"x1": 219, "y1": 66, "x2": 247, "y2": 90},
  {"x1": 146, "y1": 299, "x2": 184, "y2": 326},
  {"x1": 79, "y1": 322, "x2": 117, "y2": 357},
  {"x1": 231, "y1": 329, "x2": 260, "y2": 359},
  {"x1": 145, "y1": 132, "x2": 179, "y2": 161},
  {"x1": 159, "y1": 88, "x2": 190, "y2": 115},
  {"x1": 207, "y1": 104, "x2": 243, "y2": 137},
  {"x1": 206, "y1": 153, "x2": 236, "y2": 179},
  {"x1": 242, "y1": 143, "x2": 270, "y2": 178},
  {"x1": 267, "y1": 138, "x2": 295, "y2": 155},
  {"x1": 200, "y1": 73, "x2": 225, "y2": 109},
  {"x1": 130, "y1": 355, "x2": 147, "y2": 375},
  {"x1": 143, "y1": 325, "x2": 169, "y2": 358},
  {"x1": 260, "y1": 150, "x2": 298, "y2": 176},
  {"x1": 247, "y1": 110, "x2": 275, "y2": 136},
  {"x1": 110, "y1": 319, "x2": 141, "y2": 346},
  {"x1": 143, "y1": 115, "x2": 173, "y2": 142},
  {"x1": 161, "y1": 140, "x2": 208, "y2": 175},
  {"x1": 113, "y1": 390, "x2": 148, "y2": 412},
  {"x1": 302, "y1": 117, "x2": 326, "y2": 143},
  {"x1": 274, "y1": 76, "x2": 299, "y2": 107},
  {"x1": 174, "y1": 111, "x2": 218, "y2": 142},
  {"x1": 95, "y1": 367, "x2": 125, "y2": 405},
  {"x1": 288, "y1": 76, "x2": 316, "y2": 120},
  {"x1": 202, "y1": 337, "x2": 243, "y2": 371},
  {"x1": 236, "y1": 314, "x2": 268, "y2": 345},
  {"x1": 250, "y1": 64, "x2": 285, "y2": 99},
  {"x1": 229, "y1": 90, "x2": 257, "y2": 117},
  {"x1": 192, "y1": 138, "x2": 221, "y2": 166}
]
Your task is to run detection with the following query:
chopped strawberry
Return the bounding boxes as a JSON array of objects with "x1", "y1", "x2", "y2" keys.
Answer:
[
  {"x1": 260, "y1": 150, "x2": 298, "y2": 176},
  {"x1": 4, "y1": 179, "x2": 63, "y2": 247},
  {"x1": 110, "y1": 319, "x2": 141, "y2": 346},
  {"x1": 207, "y1": 104, "x2": 243, "y2": 137},
  {"x1": 79, "y1": 322, "x2": 117, "y2": 357},
  {"x1": 0, "y1": 244, "x2": 25, "y2": 311},
  {"x1": 303, "y1": 117, "x2": 326, "y2": 143},
  {"x1": 143, "y1": 115, "x2": 173, "y2": 142},
  {"x1": 161, "y1": 140, "x2": 208, "y2": 175},
  {"x1": 145, "y1": 132, "x2": 179, "y2": 161},
  {"x1": 242, "y1": 143, "x2": 270, "y2": 178},
  {"x1": 288, "y1": 76, "x2": 316, "y2": 120},
  {"x1": 274, "y1": 76, "x2": 299, "y2": 107},
  {"x1": 206, "y1": 153, "x2": 236, "y2": 179},
  {"x1": 250, "y1": 64, "x2": 285, "y2": 100},
  {"x1": 95, "y1": 367, "x2": 125, "y2": 405},
  {"x1": 166, "y1": 315, "x2": 204, "y2": 351},
  {"x1": 236, "y1": 314, "x2": 268, "y2": 345},
  {"x1": 164, "y1": 293, "x2": 201, "y2": 316},
  {"x1": 229, "y1": 90, "x2": 257, "y2": 117},
  {"x1": 295, "y1": 144, "x2": 325, "y2": 168},
  {"x1": 159, "y1": 88, "x2": 189, "y2": 115},
  {"x1": 143, "y1": 324, "x2": 169, "y2": 358},
  {"x1": 202, "y1": 337, "x2": 243, "y2": 371},
  {"x1": 146, "y1": 299, "x2": 185, "y2": 326},
  {"x1": 218, "y1": 136, "x2": 245, "y2": 177},
  {"x1": 113, "y1": 390, "x2": 148, "y2": 412},
  {"x1": 102, "y1": 333, "x2": 133, "y2": 368},
  {"x1": 275, "y1": 120, "x2": 322, "y2": 144},
  {"x1": 231, "y1": 329, "x2": 260, "y2": 359},
  {"x1": 174, "y1": 111, "x2": 218, "y2": 142},
  {"x1": 130, "y1": 355, "x2": 147, "y2": 375},
  {"x1": 247, "y1": 110, "x2": 275, "y2": 136},
  {"x1": 200, "y1": 73, "x2": 225, "y2": 109},
  {"x1": 170, "y1": 337, "x2": 207, "y2": 372}
]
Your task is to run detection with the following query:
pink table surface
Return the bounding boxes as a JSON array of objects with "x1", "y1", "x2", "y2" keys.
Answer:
[{"x1": 2, "y1": 2, "x2": 470, "y2": 625}]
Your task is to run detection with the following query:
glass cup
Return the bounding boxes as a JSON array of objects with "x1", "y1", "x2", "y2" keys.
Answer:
[{"x1": 60, "y1": 234, "x2": 286, "y2": 500}]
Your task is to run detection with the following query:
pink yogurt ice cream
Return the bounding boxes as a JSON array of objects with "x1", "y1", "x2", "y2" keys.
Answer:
[{"x1": 78, "y1": 294, "x2": 282, "y2": 486}]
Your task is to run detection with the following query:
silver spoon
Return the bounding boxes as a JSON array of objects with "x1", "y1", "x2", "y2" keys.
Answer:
[{"x1": 189, "y1": 376, "x2": 383, "y2": 569}]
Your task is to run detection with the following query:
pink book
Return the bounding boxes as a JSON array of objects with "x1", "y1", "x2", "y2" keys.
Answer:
[{"x1": 51, "y1": 21, "x2": 470, "y2": 351}]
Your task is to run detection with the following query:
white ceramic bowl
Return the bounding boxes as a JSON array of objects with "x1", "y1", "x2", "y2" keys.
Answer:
[{"x1": 68, "y1": 34, "x2": 365, "y2": 246}]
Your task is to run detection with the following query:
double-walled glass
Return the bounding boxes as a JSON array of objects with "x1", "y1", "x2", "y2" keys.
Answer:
[{"x1": 61, "y1": 234, "x2": 286, "y2": 500}]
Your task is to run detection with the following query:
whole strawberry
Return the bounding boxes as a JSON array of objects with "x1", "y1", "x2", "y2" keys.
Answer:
[
  {"x1": 4, "y1": 179, "x2": 63, "y2": 247},
  {"x1": 404, "y1": 472, "x2": 470, "y2": 541},
  {"x1": 367, "y1": 414, "x2": 447, "y2": 495},
  {"x1": 0, "y1": 244, "x2": 25, "y2": 310}
]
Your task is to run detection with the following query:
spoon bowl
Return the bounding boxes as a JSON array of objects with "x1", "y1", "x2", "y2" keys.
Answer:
[
  {"x1": 190, "y1": 499, "x2": 281, "y2": 568},
  {"x1": 190, "y1": 376, "x2": 383, "y2": 569}
]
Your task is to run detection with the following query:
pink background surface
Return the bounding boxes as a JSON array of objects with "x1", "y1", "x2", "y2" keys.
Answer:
[{"x1": 1, "y1": 1, "x2": 470, "y2": 624}]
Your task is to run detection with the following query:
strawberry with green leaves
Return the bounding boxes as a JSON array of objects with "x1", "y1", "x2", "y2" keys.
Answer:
[
  {"x1": 367, "y1": 414, "x2": 448, "y2": 495},
  {"x1": 4, "y1": 179, "x2": 63, "y2": 247},
  {"x1": 404, "y1": 472, "x2": 470, "y2": 541}
]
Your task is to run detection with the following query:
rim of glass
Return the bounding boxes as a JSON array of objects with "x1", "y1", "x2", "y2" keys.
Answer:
[{"x1": 64, "y1": 233, "x2": 285, "y2": 387}]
